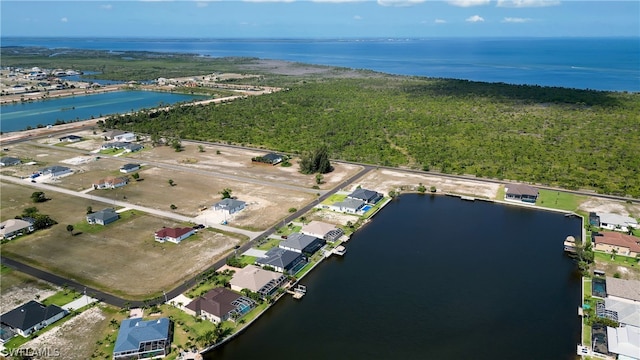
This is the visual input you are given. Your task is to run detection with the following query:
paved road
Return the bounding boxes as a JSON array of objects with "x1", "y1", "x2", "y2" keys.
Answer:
[
  {"x1": 0, "y1": 174, "x2": 262, "y2": 240},
  {"x1": 0, "y1": 166, "x2": 372, "y2": 307}
]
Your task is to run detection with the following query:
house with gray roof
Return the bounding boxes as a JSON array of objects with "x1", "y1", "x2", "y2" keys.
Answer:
[
  {"x1": 39, "y1": 165, "x2": 72, "y2": 178},
  {"x1": 279, "y1": 233, "x2": 325, "y2": 255},
  {"x1": 0, "y1": 156, "x2": 21, "y2": 166},
  {"x1": 255, "y1": 247, "x2": 306, "y2": 275},
  {"x1": 504, "y1": 184, "x2": 539, "y2": 203},
  {"x1": 596, "y1": 212, "x2": 639, "y2": 232},
  {"x1": 605, "y1": 277, "x2": 640, "y2": 303},
  {"x1": 58, "y1": 134, "x2": 83, "y2": 142},
  {"x1": 329, "y1": 198, "x2": 365, "y2": 214},
  {"x1": 0, "y1": 300, "x2": 67, "y2": 337},
  {"x1": 348, "y1": 188, "x2": 383, "y2": 205},
  {"x1": 113, "y1": 317, "x2": 171, "y2": 360},
  {"x1": 213, "y1": 198, "x2": 246, "y2": 215},
  {"x1": 184, "y1": 288, "x2": 255, "y2": 323},
  {"x1": 0, "y1": 219, "x2": 34, "y2": 240},
  {"x1": 120, "y1": 163, "x2": 141, "y2": 173},
  {"x1": 606, "y1": 325, "x2": 640, "y2": 360},
  {"x1": 86, "y1": 208, "x2": 120, "y2": 226}
]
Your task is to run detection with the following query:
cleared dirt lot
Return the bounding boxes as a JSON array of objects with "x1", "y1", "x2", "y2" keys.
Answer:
[
  {"x1": 1, "y1": 181, "x2": 244, "y2": 298},
  {"x1": 354, "y1": 168, "x2": 501, "y2": 199}
]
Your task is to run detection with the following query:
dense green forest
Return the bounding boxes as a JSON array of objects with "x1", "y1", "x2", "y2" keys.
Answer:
[{"x1": 3, "y1": 48, "x2": 639, "y2": 197}]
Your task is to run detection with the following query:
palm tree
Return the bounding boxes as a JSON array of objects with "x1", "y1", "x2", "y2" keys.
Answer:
[
  {"x1": 611, "y1": 248, "x2": 618, "y2": 260},
  {"x1": 66, "y1": 224, "x2": 74, "y2": 236}
]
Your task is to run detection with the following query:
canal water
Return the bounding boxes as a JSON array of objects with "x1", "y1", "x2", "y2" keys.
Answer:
[
  {"x1": 0, "y1": 90, "x2": 207, "y2": 133},
  {"x1": 206, "y1": 194, "x2": 582, "y2": 360}
]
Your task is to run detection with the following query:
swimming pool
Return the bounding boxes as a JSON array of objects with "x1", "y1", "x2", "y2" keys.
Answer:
[
  {"x1": 593, "y1": 278, "x2": 607, "y2": 298},
  {"x1": 361, "y1": 205, "x2": 372, "y2": 212}
]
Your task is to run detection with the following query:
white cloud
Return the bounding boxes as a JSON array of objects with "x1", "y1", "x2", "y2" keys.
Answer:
[
  {"x1": 60, "y1": 17, "x2": 68, "y2": 22},
  {"x1": 497, "y1": 0, "x2": 560, "y2": 7},
  {"x1": 502, "y1": 17, "x2": 532, "y2": 23},
  {"x1": 435, "y1": 18, "x2": 447, "y2": 23},
  {"x1": 100, "y1": 4, "x2": 112, "y2": 10},
  {"x1": 353, "y1": 15, "x2": 363, "y2": 20},
  {"x1": 312, "y1": 0, "x2": 366, "y2": 2},
  {"x1": 242, "y1": 0, "x2": 295, "y2": 2},
  {"x1": 448, "y1": 0, "x2": 490, "y2": 7},
  {"x1": 377, "y1": 0, "x2": 426, "y2": 7},
  {"x1": 466, "y1": 15, "x2": 484, "y2": 22},
  {"x1": 196, "y1": 1, "x2": 208, "y2": 7}
]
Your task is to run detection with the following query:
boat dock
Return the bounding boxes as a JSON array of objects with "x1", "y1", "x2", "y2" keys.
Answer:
[{"x1": 287, "y1": 284, "x2": 307, "y2": 299}]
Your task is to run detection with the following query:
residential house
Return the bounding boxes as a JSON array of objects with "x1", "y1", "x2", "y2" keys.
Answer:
[
  {"x1": 213, "y1": 198, "x2": 246, "y2": 215},
  {"x1": 592, "y1": 232, "x2": 640, "y2": 258},
  {"x1": 103, "y1": 130, "x2": 135, "y2": 142},
  {"x1": 348, "y1": 188, "x2": 383, "y2": 205},
  {"x1": 606, "y1": 325, "x2": 640, "y2": 360},
  {"x1": 0, "y1": 219, "x2": 34, "y2": 240},
  {"x1": 154, "y1": 227, "x2": 196, "y2": 244},
  {"x1": 86, "y1": 208, "x2": 120, "y2": 226},
  {"x1": 229, "y1": 265, "x2": 287, "y2": 297},
  {"x1": 255, "y1": 247, "x2": 307, "y2": 275},
  {"x1": 0, "y1": 300, "x2": 67, "y2": 338},
  {"x1": 93, "y1": 176, "x2": 129, "y2": 190},
  {"x1": 279, "y1": 233, "x2": 325, "y2": 255},
  {"x1": 0, "y1": 156, "x2": 21, "y2": 166},
  {"x1": 599, "y1": 298, "x2": 640, "y2": 327},
  {"x1": 329, "y1": 198, "x2": 365, "y2": 214},
  {"x1": 301, "y1": 221, "x2": 344, "y2": 242},
  {"x1": 120, "y1": 163, "x2": 141, "y2": 173},
  {"x1": 39, "y1": 165, "x2": 72, "y2": 178},
  {"x1": 605, "y1": 277, "x2": 640, "y2": 303},
  {"x1": 595, "y1": 212, "x2": 639, "y2": 232},
  {"x1": 184, "y1": 288, "x2": 255, "y2": 323},
  {"x1": 101, "y1": 142, "x2": 143, "y2": 153},
  {"x1": 113, "y1": 317, "x2": 172, "y2": 360},
  {"x1": 58, "y1": 134, "x2": 82, "y2": 142},
  {"x1": 123, "y1": 143, "x2": 143, "y2": 153},
  {"x1": 504, "y1": 184, "x2": 539, "y2": 203},
  {"x1": 252, "y1": 153, "x2": 283, "y2": 165}
]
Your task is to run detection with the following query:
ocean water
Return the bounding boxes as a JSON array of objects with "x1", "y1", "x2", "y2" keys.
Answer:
[{"x1": 2, "y1": 37, "x2": 639, "y2": 92}]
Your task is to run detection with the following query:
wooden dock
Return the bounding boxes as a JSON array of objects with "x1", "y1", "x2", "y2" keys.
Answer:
[{"x1": 286, "y1": 284, "x2": 307, "y2": 299}]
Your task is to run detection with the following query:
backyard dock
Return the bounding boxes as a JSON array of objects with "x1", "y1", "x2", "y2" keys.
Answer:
[{"x1": 287, "y1": 284, "x2": 307, "y2": 299}]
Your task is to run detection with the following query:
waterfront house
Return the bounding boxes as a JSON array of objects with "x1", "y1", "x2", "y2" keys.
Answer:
[
  {"x1": 348, "y1": 188, "x2": 383, "y2": 205},
  {"x1": 255, "y1": 247, "x2": 307, "y2": 275},
  {"x1": 0, "y1": 300, "x2": 66, "y2": 338},
  {"x1": 113, "y1": 317, "x2": 172, "y2": 360},
  {"x1": 606, "y1": 325, "x2": 640, "y2": 360},
  {"x1": 58, "y1": 134, "x2": 82, "y2": 142},
  {"x1": 229, "y1": 265, "x2": 287, "y2": 297},
  {"x1": 600, "y1": 298, "x2": 640, "y2": 327},
  {"x1": 604, "y1": 277, "x2": 640, "y2": 303},
  {"x1": 0, "y1": 156, "x2": 21, "y2": 166},
  {"x1": 592, "y1": 232, "x2": 640, "y2": 258},
  {"x1": 184, "y1": 288, "x2": 255, "y2": 323},
  {"x1": 154, "y1": 227, "x2": 196, "y2": 244},
  {"x1": 329, "y1": 198, "x2": 365, "y2": 214},
  {"x1": 120, "y1": 163, "x2": 141, "y2": 173},
  {"x1": 39, "y1": 165, "x2": 72, "y2": 178},
  {"x1": 93, "y1": 176, "x2": 129, "y2": 190},
  {"x1": 279, "y1": 233, "x2": 325, "y2": 255},
  {"x1": 504, "y1": 184, "x2": 539, "y2": 203},
  {"x1": 86, "y1": 208, "x2": 119, "y2": 226},
  {"x1": 0, "y1": 219, "x2": 34, "y2": 240},
  {"x1": 213, "y1": 198, "x2": 246, "y2": 215},
  {"x1": 595, "y1": 212, "x2": 639, "y2": 232},
  {"x1": 301, "y1": 221, "x2": 344, "y2": 242}
]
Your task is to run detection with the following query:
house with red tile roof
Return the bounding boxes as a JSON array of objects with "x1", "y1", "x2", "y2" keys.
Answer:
[
  {"x1": 154, "y1": 227, "x2": 196, "y2": 244},
  {"x1": 592, "y1": 232, "x2": 640, "y2": 258}
]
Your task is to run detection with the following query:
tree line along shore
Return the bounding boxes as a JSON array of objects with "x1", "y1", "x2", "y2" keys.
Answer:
[{"x1": 2, "y1": 47, "x2": 640, "y2": 198}]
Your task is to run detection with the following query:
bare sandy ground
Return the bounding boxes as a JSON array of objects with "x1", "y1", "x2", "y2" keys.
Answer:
[
  {"x1": 1, "y1": 286, "x2": 58, "y2": 312},
  {"x1": 578, "y1": 197, "x2": 640, "y2": 217}
]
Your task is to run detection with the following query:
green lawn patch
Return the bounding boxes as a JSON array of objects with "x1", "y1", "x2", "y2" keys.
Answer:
[
  {"x1": 583, "y1": 323, "x2": 591, "y2": 346},
  {"x1": 536, "y1": 189, "x2": 586, "y2": 211},
  {"x1": 238, "y1": 255, "x2": 257, "y2": 267},
  {"x1": 71, "y1": 209, "x2": 135, "y2": 235},
  {"x1": 321, "y1": 193, "x2": 347, "y2": 205},
  {"x1": 361, "y1": 197, "x2": 390, "y2": 219},
  {"x1": 294, "y1": 261, "x2": 315, "y2": 279},
  {"x1": 41, "y1": 289, "x2": 82, "y2": 306},
  {"x1": 495, "y1": 185, "x2": 505, "y2": 200},
  {"x1": 594, "y1": 251, "x2": 638, "y2": 268},
  {"x1": 256, "y1": 238, "x2": 280, "y2": 251}
]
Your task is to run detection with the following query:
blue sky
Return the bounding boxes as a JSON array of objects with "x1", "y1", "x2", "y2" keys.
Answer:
[{"x1": 1, "y1": 1, "x2": 638, "y2": 38}]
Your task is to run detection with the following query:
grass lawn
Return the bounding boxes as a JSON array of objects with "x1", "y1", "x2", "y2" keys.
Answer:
[
  {"x1": 584, "y1": 278, "x2": 592, "y2": 298},
  {"x1": 41, "y1": 289, "x2": 82, "y2": 306},
  {"x1": 583, "y1": 324, "x2": 591, "y2": 346},
  {"x1": 238, "y1": 255, "x2": 257, "y2": 267},
  {"x1": 294, "y1": 261, "x2": 316, "y2": 279},
  {"x1": 275, "y1": 225, "x2": 302, "y2": 237},
  {"x1": 361, "y1": 197, "x2": 390, "y2": 219},
  {"x1": 256, "y1": 238, "x2": 281, "y2": 251},
  {"x1": 321, "y1": 193, "x2": 347, "y2": 205},
  {"x1": 495, "y1": 185, "x2": 505, "y2": 200},
  {"x1": 594, "y1": 251, "x2": 639, "y2": 268},
  {"x1": 536, "y1": 189, "x2": 586, "y2": 211}
]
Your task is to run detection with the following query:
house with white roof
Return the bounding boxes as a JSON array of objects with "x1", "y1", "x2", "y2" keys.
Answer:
[
  {"x1": 596, "y1": 212, "x2": 639, "y2": 232},
  {"x1": 301, "y1": 221, "x2": 344, "y2": 242},
  {"x1": 0, "y1": 219, "x2": 34, "y2": 240},
  {"x1": 229, "y1": 264, "x2": 287, "y2": 297}
]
